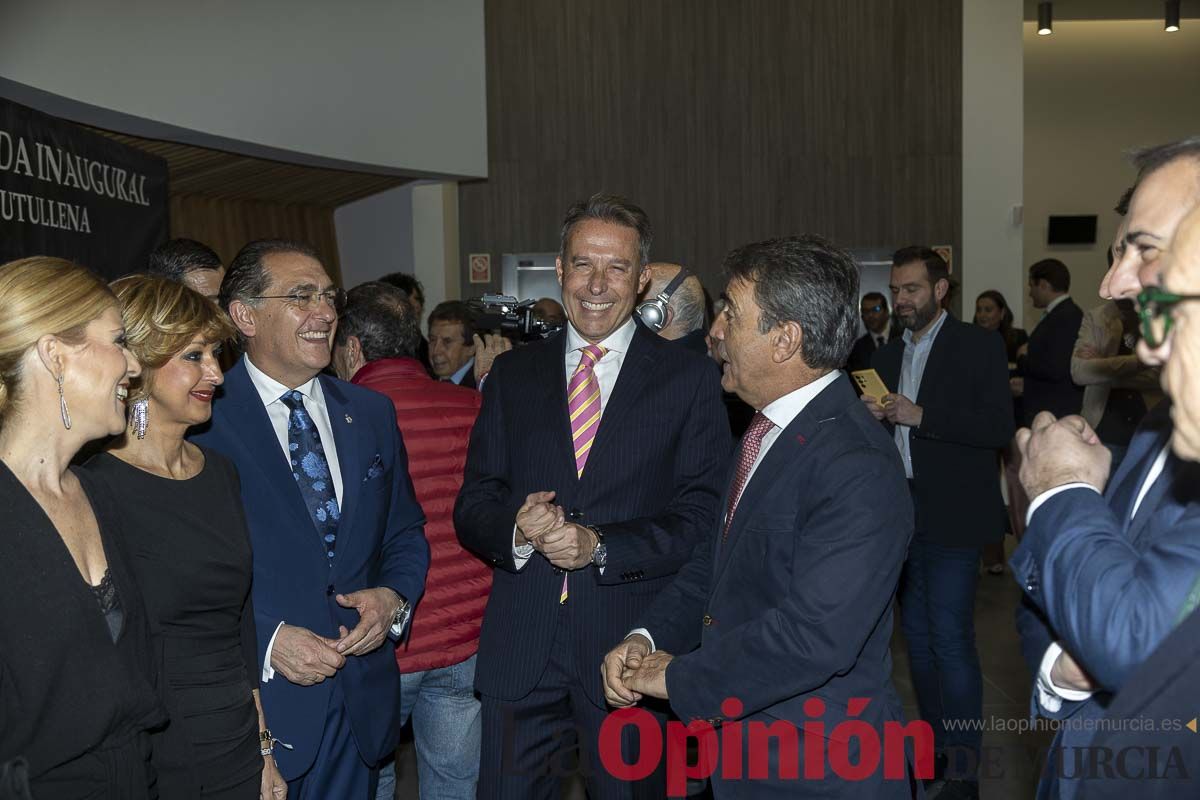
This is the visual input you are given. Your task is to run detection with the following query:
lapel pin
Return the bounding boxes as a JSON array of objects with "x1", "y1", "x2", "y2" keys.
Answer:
[{"x1": 345, "y1": 414, "x2": 353, "y2": 424}]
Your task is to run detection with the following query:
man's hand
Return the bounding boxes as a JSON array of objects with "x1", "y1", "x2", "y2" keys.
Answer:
[
  {"x1": 1016, "y1": 342, "x2": 1029, "y2": 359},
  {"x1": 531, "y1": 522, "x2": 597, "y2": 570},
  {"x1": 1051, "y1": 648, "x2": 1096, "y2": 693},
  {"x1": 515, "y1": 491, "x2": 565, "y2": 547},
  {"x1": 333, "y1": 588, "x2": 402, "y2": 656},
  {"x1": 602, "y1": 634, "x2": 651, "y2": 707},
  {"x1": 1016, "y1": 412, "x2": 1111, "y2": 498},
  {"x1": 473, "y1": 333, "x2": 513, "y2": 383},
  {"x1": 860, "y1": 394, "x2": 887, "y2": 421},
  {"x1": 270, "y1": 624, "x2": 345, "y2": 685},
  {"x1": 1010, "y1": 376, "x2": 1024, "y2": 397},
  {"x1": 621, "y1": 651, "x2": 673, "y2": 700},
  {"x1": 882, "y1": 393, "x2": 923, "y2": 427}
]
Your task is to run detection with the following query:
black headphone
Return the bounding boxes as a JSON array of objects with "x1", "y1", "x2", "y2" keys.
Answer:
[{"x1": 635, "y1": 268, "x2": 692, "y2": 332}]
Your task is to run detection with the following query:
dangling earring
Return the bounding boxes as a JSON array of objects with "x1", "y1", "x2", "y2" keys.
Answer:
[
  {"x1": 130, "y1": 398, "x2": 149, "y2": 440},
  {"x1": 56, "y1": 373, "x2": 72, "y2": 430}
]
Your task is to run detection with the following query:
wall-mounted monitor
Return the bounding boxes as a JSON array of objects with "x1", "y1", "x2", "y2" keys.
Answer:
[{"x1": 1047, "y1": 215, "x2": 1097, "y2": 245}]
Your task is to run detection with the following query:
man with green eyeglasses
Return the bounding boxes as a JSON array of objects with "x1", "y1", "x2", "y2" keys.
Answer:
[
  {"x1": 1074, "y1": 203, "x2": 1200, "y2": 798},
  {"x1": 1011, "y1": 136, "x2": 1200, "y2": 800}
]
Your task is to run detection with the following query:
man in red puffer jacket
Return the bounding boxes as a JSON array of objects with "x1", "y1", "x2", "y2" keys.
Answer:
[{"x1": 331, "y1": 281, "x2": 489, "y2": 800}]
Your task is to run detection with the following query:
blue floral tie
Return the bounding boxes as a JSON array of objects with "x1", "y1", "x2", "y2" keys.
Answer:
[{"x1": 280, "y1": 390, "x2": 340, "y2": 562}]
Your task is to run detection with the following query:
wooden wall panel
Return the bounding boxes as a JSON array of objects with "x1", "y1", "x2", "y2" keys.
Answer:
[
  {"x1": 169, "y1": 194, "x2": 343, "y2": 285},
  {"x1": 460, "y1": 0, "x2": 962, "y2": 299}
]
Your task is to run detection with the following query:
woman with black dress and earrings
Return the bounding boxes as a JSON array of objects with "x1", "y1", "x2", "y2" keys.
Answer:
[
  {"x1": 0, "y1": 257, "x2": 166, "y2": 798},
  {"x1": 84, "y1": 276, "x2": 286, "y2": 800}
]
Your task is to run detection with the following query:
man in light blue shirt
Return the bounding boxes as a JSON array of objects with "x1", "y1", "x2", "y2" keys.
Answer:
[{"x1": 864, "y1": 246, "x2": 1015, "y2": 800}]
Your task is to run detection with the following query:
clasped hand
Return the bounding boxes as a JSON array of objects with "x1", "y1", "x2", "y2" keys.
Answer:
[
  {"x1": 601, "y1": 634, "x2": 671, "y2": 706},
  {"x1": 515, "y1": 491, "x2": 598, "y2": 570},
  {"x1": 271, "y1": 587, "x2": 401, "y2": 686},
  {"x1": 1016, "y1": 411, "x2": 1111, "y2": 499}
]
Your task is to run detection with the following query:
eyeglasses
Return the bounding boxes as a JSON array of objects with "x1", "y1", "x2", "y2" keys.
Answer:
[
  {"x1": 863, "y1": 304, "x2": 885, "y2": 314},
  {"x1": 1137, "y1": 286, "x2": 1200, "y2": 348},
  {"x1": 250, "y1": 288, "x2": 347, "y2": 315}
]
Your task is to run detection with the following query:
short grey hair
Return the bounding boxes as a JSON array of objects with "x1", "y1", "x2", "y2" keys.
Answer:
[{"x1": 722, "y1": 235, "x2": 860, "y2": 370}]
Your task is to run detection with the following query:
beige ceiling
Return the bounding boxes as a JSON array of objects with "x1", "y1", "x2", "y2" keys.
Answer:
[{"x1": 92, "y1": 128, "x2": 412, "y2": 208}]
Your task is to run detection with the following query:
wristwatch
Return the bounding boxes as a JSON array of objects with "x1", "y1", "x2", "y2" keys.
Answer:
[
  {"x1": 588, "y1": 526, "x2": 607, "y2": 569},
  {"x1": 391, "y1": 593, "x2": 411, "y2": 632}
]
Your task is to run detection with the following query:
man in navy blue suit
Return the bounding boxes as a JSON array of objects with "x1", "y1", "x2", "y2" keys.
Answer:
[
  {"x1": 194, "y1": 239, "x2": 429, "y2": 799},
  {"x1": 1012, "y1": 138, "x2": 1200, "y2": 799},
  {"x1": 604, "y1": 235, "x2": 916, "y2": 798},
  {"x1": 455, "y1": 195, "x2": 730, "y2": 798},
  {"x1": 1078, "y1": 200, "x2": 1200, "y2": 797}
]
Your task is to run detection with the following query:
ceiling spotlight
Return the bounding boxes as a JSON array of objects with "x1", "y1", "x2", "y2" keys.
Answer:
[
  {"x1": 1038, "y1": 1, "x2": 1053, "y2": 35},
  {"x1": 1166, "y1": 0, "x2": 1181, "y2": 31}
]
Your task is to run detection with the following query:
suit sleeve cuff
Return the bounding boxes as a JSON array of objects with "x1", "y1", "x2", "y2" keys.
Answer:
[
  {"x1": 262, "y1": 620, "x2": 285, "y2": 683},
  {"x1": 1026, "y1": 483, "x2": 1098, "y2": 526},
  {"x1": 628, "y1": 628, "x2": 656, "y2": 653}
]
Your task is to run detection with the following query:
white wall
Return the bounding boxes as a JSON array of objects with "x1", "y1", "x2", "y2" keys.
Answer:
[
  {"x1": 335, "y1": 181, "x2": 460, "y2": 315},
  {"x1": 963, "y1": 0, "x2": 1026, "y2": 327},
  {"x1": 0, "y1": 0, "x2": 487, "y2": 178},
  {"x1": 335, "y1": 185, "x2": 415, "y2": 290},
  {"x1": 1023, "y1": 19, "x2": 1200, "y2": 323}
]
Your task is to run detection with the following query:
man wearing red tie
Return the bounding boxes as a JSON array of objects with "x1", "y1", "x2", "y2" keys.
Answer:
[
  {"x1": 455, "y1": 194, "x2": 730, "y2": 799},
  {"x1": 603, "y1": 236, "x2": 916, "y2": 798}
]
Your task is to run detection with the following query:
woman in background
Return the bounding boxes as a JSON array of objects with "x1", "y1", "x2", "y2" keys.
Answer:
[
  {"x1": 974, "y1": 290, "x2": 1028, "y2": 573},
  {"x1": 84, "y1": 276, "x2": 285, "y2": 800},
  {"x1": 0, "y1": 257, "x2": 164, "y2": 798},
  {"x1": 974, "y1": 289, "x2": 1028, "y2": 364}
]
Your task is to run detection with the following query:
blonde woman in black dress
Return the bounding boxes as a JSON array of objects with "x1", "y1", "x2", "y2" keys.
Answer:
[
  {"x1": 0, "y1": 257, "x2": 165, "y2": 798},
  {"x1": 84, "y1": 276, "x2": 286, "y2": 800}
]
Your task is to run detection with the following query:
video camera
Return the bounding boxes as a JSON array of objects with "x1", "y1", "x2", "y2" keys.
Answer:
[{"x1": 469, "y1": 294, "x2": 563, "y2": 341}]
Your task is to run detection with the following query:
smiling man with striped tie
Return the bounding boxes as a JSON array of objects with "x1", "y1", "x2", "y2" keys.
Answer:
[{"x1": 455, "y1": 194, "x2": 730, "y2": 799}]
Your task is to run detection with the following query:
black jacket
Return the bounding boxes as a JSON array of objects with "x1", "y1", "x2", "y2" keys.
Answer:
[
  {"x1": 873, "y1": 314, "x2": 1015, "y2": 546},
  {"x1": 1022, "y1": 297, "x2": 1084, "y2": 424}
]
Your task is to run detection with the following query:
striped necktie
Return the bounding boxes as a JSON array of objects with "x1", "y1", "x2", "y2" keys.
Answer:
[
  {"x1": 561, "y1": 343, "x2": 607, "y2": 603},
  {"x1": 569, "y1": 344, "x2": 607, "y2": 477}
]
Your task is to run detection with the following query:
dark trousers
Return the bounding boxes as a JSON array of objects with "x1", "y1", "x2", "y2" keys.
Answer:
[
  {"x1": 478, "y1": 616, "x2": 666, "y2": 799},
  {"x1": 899, "y1": 537, "x2": 983, "y2": 780},
  {"x1": 287, "y1": 683, "x2": 376, "y2": 800}
]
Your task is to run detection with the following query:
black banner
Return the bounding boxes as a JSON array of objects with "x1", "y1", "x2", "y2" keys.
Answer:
[{"x1": 0, "y1": 97, "x2": 168, "y2": 280}]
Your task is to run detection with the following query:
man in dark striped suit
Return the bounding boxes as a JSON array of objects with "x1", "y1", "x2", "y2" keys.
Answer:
[{"x1": 455, "y1": 193, "x2": 730, "y2": 799}]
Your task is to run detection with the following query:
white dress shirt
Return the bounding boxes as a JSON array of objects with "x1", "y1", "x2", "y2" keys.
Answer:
[
  {"x1": 244, "y1": 356, "x2": 345, "y2": 503},
  {"x1": 633, "y1": 370, "x2": 843, "y2": 652},
  {"x1": 244, "y1": 356, "x2": 348, "y2": 683},
  {"x1": 1028, "y1": 442, "x2": 1171, "y2": 708},
  {"x1": 513, "y1": 319, "x2": 639, "y2": 569}
]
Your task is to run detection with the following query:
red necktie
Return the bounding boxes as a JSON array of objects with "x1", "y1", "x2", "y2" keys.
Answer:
[{"x1": 723, "y1": 412, "x2": 776, "y2": 539}]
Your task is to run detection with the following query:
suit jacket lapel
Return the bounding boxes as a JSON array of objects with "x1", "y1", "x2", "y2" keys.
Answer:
[
  {"x1": 712, "y1": 376, "x2": 854, "y2": 587},
  {"x1": 320, "y1": 376, "x2": 365, "y2": 556},
  {"x1": 219, "y1": 362, "x2": 325, "y2": 558},
  {"x1": 584, "y1": 327, "x2": 660, "y2": 478},
  {"x1": 915, "y1": 316, "x2": 955, "y2": 408},
  {"x1": 539, "y1": 334, "x2": 579, "y2": 481}
]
